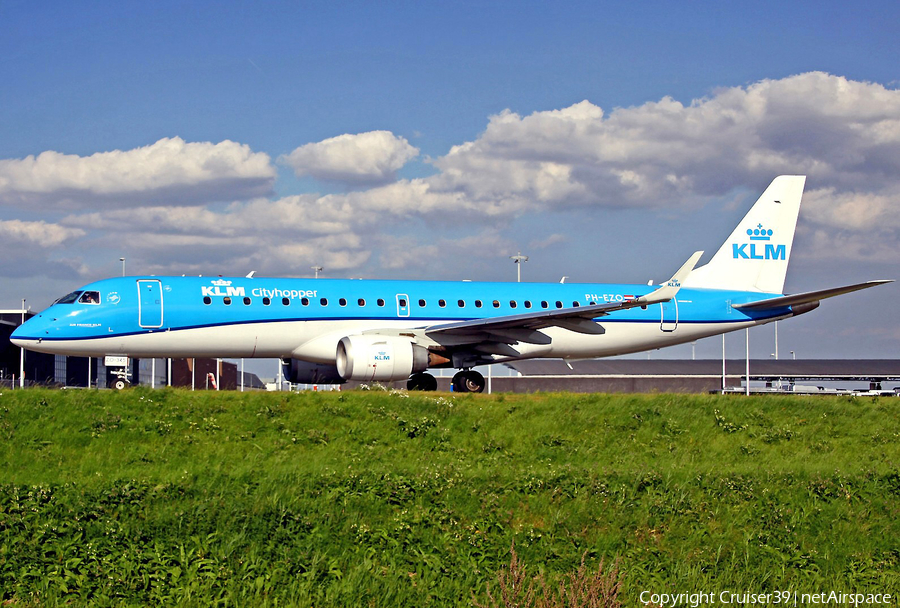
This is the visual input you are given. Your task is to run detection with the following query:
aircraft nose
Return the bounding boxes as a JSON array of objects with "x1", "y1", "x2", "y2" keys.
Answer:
[
  {"x1": 10, "y1": 324, "x2": 27, "y2": 348},
  {"x1": 10, "y1": 315, "x2": 43, "y2": 348}
]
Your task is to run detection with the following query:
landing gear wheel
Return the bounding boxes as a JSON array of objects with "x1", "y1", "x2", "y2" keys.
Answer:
[
  {"x1": 110, "y1": 379, "x2": 127, "y2": 390},
  {"x1": 451, "y1": 370, "x2": 485, "y2": 393},
  {"x1": 407, "y1": 372, "x2": 438, "y2": 391}
]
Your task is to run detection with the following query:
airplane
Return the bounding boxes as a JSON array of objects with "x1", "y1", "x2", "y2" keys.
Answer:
[{"x1": 11, "y1": 175, "x2": 891, "y2": 392}]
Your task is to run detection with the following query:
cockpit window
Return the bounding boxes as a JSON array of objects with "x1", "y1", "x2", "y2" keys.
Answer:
[
  {"x1": 55, "y1": 291, "x2": 82, "y2": 304},
  {"x1": 78, "y1": 291, "x2": 100, "y2": 305}
]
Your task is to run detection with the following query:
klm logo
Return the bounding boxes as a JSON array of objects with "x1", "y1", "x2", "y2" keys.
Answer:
[
  {"x1": 374, "y1": 351, "x2": 391, "y2": 362},
  {"x1": 201, "y1": 279, "x2": 246, "y2": 297},
  {"x1": 732, "y1": 223, "x2": 785, "y2": 260}
]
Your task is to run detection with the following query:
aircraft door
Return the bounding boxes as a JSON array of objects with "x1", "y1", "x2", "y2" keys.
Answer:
[
  {"x1": 138, "y1": 279, "x2": 164, "y2": 328},
  {"x1": 396, "y1": 294, "x2": 410, "y2": 317},
  {"x1": 660, "y1": 300, "x2": 677, "y2": 332}
]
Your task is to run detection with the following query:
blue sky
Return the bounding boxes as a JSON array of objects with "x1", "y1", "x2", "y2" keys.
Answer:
[{"x1": 1, "y1": 0, "x2": 898, "y2": 361}]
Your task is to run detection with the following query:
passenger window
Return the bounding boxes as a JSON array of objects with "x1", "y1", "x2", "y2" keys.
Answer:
[
  {"x1": 358, "y1": 298, "x2": 366, "y2": 306},
  {"x1": 203, "y1": 296, "x2": 212, "y2": 305},
  {"x1": 282, "y1": 298, "x2": 290, "y2": 306},
  {"x1": 458, "y1": 300, "x2": 465, "y2": 308},
  {"x1": 398, "y1": 298, "x2": 407, "y2": 307},
  {"x1": 320, "y1": 298, "x2": 328, "y2": 306},
  {"x1": 555, "y1": 301, "x2": 563, "y2": 308},
  {"x1": 524, "y1": 301, "x2": 532, "y2": 309},
  {"x1": 509, "y1": 300, "x2": 517, "y2": 309},
  {"x1": 243, "y1": 297, "x2": 251, "y2": 305},
  {"x1": 223, "y1": 297, "x2": 232, "y2": 305},
  {"x1": 573, "y1": 301, "x2": 580, "y2": 307},
  {"x1": 493, "y1": 300, "x2": 500, "y2": 308},
  {"x1": 78, "y1": 291, "x2": 100, "y2": 304},
  {"x1": 541, "y1": 301, "x2": 549, "y2": 308},
  {"x1": 377, "y1": 299, "x2": 385, "y2": 307},
  {"x1": 339, "y1": 298, "x2": 347, "y2": 306},
  {"x1": 418, "y1": 299, "x2": 427, "y2": 307},
  {"x1": 475, "y1": 300, "x2": 483, "y2": 308},
  {"x1": 263, "y1": 297, "x2": 271, "y2": 306},
  {"x1": 438, "y1": 299, "x2": 446, "y2": 307},
  {"x1": 301, "y1": 297, "x2": 309, "y2": 306}
]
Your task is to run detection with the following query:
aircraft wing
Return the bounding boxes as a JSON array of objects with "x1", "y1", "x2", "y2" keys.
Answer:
[
  {"x1": 732, "y1": 280, "x2": 893, "y2": 311},
  {"x1": 423, "y1": 251, "x2": 704, "y2": 345}
]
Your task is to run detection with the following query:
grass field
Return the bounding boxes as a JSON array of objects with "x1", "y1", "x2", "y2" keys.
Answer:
[{"x1": 1, "y1": 387, "x2": 898, "y2": 606}]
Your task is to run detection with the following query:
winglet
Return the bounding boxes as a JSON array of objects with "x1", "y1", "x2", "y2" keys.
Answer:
[{"x1": 637, "y1": 251, "x2": 704, "y2": 305}]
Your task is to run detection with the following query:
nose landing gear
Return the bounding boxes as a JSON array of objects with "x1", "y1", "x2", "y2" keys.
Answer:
[{"x1": 108, "y1": 368, "x2": 131, "y2": 390}]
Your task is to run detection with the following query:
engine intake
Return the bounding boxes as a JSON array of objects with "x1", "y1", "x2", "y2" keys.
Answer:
[{"x1": 336, "y1": 335, "x2": 429, "y2": 382}]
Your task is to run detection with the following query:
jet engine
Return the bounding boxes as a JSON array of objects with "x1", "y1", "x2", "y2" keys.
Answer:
[{"x1": 336, "y1": 335, "x2": 429, "y2": 382}]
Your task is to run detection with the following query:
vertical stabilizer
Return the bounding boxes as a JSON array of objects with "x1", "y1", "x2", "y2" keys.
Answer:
[{"x1": 683, "y1": 175, "x2": 806, "y2": 294}]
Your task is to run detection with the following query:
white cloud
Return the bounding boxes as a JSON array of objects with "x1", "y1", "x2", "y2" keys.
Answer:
[
  {"x1": 803, "y1": 186, "x2": 900, "y2": 231},
  {"x1": 801, "y1": 227, "x2": 899, "y2": 263},
  {"x1": 797, "y1": 186, "x2": 900, "y2": 263},
  {"x1": 63, "y1": 195, "x2": 353, "y2": 238},
  {"x1": 58, "y1": 195, "x2": 373, "y2": 276},
  {"x1": 0, "y1": 220, "x2": 87, "y2": 280},
  {"x1": 0, "y1": 137, "x2": 275, "y2": 208},
  {"x1": 267, "y1": 73, "x2": 899, "y2": 233},
  {"x1": 529, "y1": 233, "x2": 569, "y2": 250},
  {"x1": 280, "y1": 130, "x2": 419, "y2": 185},
  {"x1": 0, "y1": 219, "x2": 84, "y2": 247},
  {"x1": 7, "y1": 73, "x2": 900, "y2": 283},
  {"x1": 422, "y1": 72, "x2": 900, "y2": 212}
]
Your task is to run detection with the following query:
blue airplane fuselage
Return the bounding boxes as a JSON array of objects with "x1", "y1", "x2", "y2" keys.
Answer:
[{"x1": 11, "y1": 275, "x2": 785, "y2": 361}]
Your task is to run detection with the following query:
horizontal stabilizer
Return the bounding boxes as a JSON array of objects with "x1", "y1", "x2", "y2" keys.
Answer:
[{"x1": 732, "y1": 280, "x2": 893, "y2": 310}]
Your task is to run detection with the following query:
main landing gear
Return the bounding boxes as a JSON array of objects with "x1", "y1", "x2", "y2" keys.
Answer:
[
  {"x1": 407, "y1": 372, "x2": 438, "y2": 391},
  {"x1": 451, "y1": 370, "x2": 485, "y2": 393},
  {"x1": 406, "y1": 370, "x2": 487, "y2": 393}
]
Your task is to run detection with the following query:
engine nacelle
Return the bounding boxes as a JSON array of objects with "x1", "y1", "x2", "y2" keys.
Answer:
[
  {"x1": 336, "y1": 335, "x2": 429, "y2": 382},
  {"x1": 286, "y1": 359, "x2": 345, "y2": 384}
]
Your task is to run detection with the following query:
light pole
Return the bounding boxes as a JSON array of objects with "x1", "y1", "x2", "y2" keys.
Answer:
[
  {"x1": 745, "y1": 327, "x2": 750, "y2": 396},
  {"x1": 119, "y1": 257, "x2": 126, "y2": 277},
  {"x1": 311, "y1": 266, "x2": 323, "y2": 279},
  {"x1": 722, "y1": 333, "x2": 726, "y2": 393},
  {"x1": 509, "y1": 252, "x2": 528, "y2": 282},
  {"x1": 774, "y1": 321, "x2": 779, "y2": 360},
  {"x1": 19, "y1": 299, "x2": 25, "y2": 388}
]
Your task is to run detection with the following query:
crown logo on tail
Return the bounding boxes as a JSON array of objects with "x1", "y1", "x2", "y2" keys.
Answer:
[{"x1": 747, "y1": 224, "x2": 773, "y2": 241}]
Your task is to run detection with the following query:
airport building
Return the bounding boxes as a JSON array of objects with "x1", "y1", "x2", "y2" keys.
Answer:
[
  {"x1": 502, "y1": 359, "x2": 900, "y2": 394},
  {"x1": 1, "y1": 309, "x2": 263, "y2": 390},
  {"x1": 358, "y1": 359, "x2": 900, "y2": 394},
  {"x1": 1, "y1": 310, "x2": 52, "y2": 387}
]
